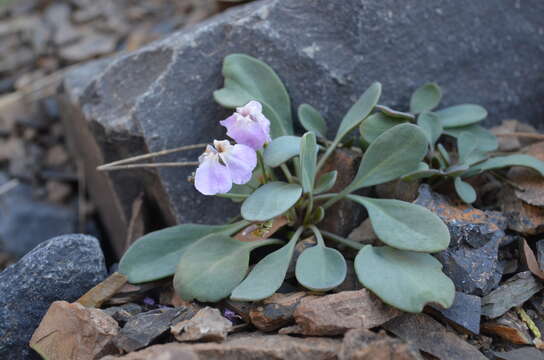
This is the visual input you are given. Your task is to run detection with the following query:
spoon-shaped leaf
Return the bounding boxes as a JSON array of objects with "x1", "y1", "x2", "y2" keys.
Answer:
[
  {"x1": 298, "y1": 104, "x2": 327, "y2": 138},
  {"x1": 334, "y1": 82, "x2": 381, "y2": 142},
  {"x1": 457, "y1": 131, "x2": 487, "y2": 166},
  {"x1": 314, "y1": 171, "x2": 337, "y2": 194},
  {"x1": 410, "y1": 83, "x2": 442, "y2": 114},
  {"x1": 402, "y1": 162, "x2": 441, "y2": 181},
  {"x1": 359, "y1": 113, "x2": 405, "y2": 144},
  {"x1": 241, "y1": 181, "x2": 302, "y2": 221},
  {"x1": 263, "y1": 136, "x2": 301, "y2": 167},
  {"x1": 349, "y1": 123, "x2": 428, "y2": 190},
  {"x1": 355, "y1": 245, "x2": 455, "y2": 313},
  {"x1": 468, "y1": 154, "x2": 544, "y2": 177},
  {"x1": 300, "y1": 132, "x2": 317, "y2": 193},
  {"x1": 348, "y1": 195, "x2": 450, "y2": 252},
  {"x1": 417, "y1": 112, "x2": 442, "y2": 146},
  {"x1": 174, "y1": 233, "x2": 280, "y2": 302},
  {"x1": 213, "y1": 54, "x2": 292, "y2": 137},
  {"x1": 454, "y1": 177, "x2": 477, "y2": 204},
  {"x1": 375, "y1": 105, "x2": 415, "y2": 120},
  {"x1": 443, "y1": 124, "x2": 498, "y2": 152},
  {"x1": 119, "y1": 221, "x2": 247, "y2": 283},
  {"x1": 296, "y1": 246, "x2": 347, "y2": 291},
  {"x1": 436, "y1": 104, "x2": 487, "y2": 128}
]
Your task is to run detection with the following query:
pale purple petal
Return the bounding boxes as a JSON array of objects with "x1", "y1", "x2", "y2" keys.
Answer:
[
  {"x1": 220, "y1": 101, "x2": 271, "y2": 150},
  {"x1": 237, "y1": 100, "x2": 262, "y2": 115},
  {"x1": 221, "y1": 144, "x2": 257, "y2": 184},
  {"x1": 194, "y1": 154, "x2": 232, "y2": 195}
]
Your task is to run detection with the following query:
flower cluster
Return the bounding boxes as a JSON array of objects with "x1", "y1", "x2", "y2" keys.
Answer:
[{"x1": 194, "y1": 101, "x2": 271, "y2": 195}]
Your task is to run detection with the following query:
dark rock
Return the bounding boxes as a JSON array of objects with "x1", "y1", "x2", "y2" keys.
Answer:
[
  {"x1": 537, "y1": 240, "x2": 544, "y2": 271},
  {"x1": 340, "y1": 328, "x2": 423, "y2": 360},
  {"x1": 0, "y1": 234, "x2": 107, "y2": 360},
  {"x1": 431, "y1": 292, "x2": 481, "y2": 334},
  {"x1": 493, "y1": 347, "x2": 544, "y2": 360},
  {"x1": 113, "y1": 307, "x2": 194, "y2": 352},
  {"x1": 0, "y1": 175, "x2": 76, "y2": 258},
  {"x1": 61, "y1": 0, "x2": 544, "y2": 250},
  {"x1": 103, "y1": 303, "x2": 143, "y2": 326},
  {"x1": 481, "y1": 271, "x2": 543, "y2": 319},
  {"x1": 415, "y1": 184, "x2": 505, "y2": 296},
  {"x1": 481, "y1": 310, "x2": 532, "y2": 345},
  {"x1": 248, "y1": 292, "x2": 306, "y2": 332}
]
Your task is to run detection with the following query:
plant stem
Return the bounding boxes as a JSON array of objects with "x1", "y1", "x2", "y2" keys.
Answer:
[
  {"x1": 321, "y1": 230, "x2": 364, "y2": 250},
  {"x1": 280, "y1": 164, "x2": 294, "y2": 183},
  {"x1": 303, "y1": 193, "x2": 314, "y2": 225},
  {"x1": 98, "y1": 162, "x2": 199, "y2": 171},
  {"x1": 309, "y1": 225, "x2": 325, "y2": 247},
  {"x1": 257, "y1": 150, "x2": 268, "y2": 184},
  {"x1": 316, "y1": 140, "x2": 338, "y2": 173},
  {"x1": 322, "y1": 188, "x2": 350, "y2": 209},
  {"x1": 216, "y1": 193, "x2": 249, "y2": 200},
  {"x1": 313, "y1": 193, "x2": 338, "y2": 201}
]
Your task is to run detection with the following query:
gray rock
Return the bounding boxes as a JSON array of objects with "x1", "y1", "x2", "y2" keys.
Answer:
[
  {"x1": 0, "y1": 174, "x2": 76, "y2": 258},
  {"x1": 0, "y1": 234, "x2": 107, "y2": 360},
  {"x1": 61, "y1": 0, "x2": 544, "y2": 235},
  {"x1": 433, "y1": 292, "x2": 481, "y2": 334}
]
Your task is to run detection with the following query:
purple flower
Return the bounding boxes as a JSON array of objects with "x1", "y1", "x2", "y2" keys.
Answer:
[
  {"x1": 220, "y1": 100, "x2": 271, "y2": 150},
  {"x1": 195, "y1": 140, "x2": 257, "y2": 195}
]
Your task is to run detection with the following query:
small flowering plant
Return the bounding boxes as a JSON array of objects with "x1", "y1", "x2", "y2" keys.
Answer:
[{"x1": 117, "y1": 54, "x2": 458, "y2": 313}]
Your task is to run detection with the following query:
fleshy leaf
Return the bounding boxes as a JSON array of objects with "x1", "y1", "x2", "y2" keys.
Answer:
[
  {"x1": 443, "y1": 124, "x2": 498, "y2": 152},
  {"x1": 335, "y1": 82, "x2": 381, "y2": 142},
  {"x1": 457, "y1": 131, "x2": 487, "y2": 166},
  {"x1": 436, "y1": 104, "x2": 487, "y2": 128},
  {"x1": 417, "y1": 112, "x2": 442, "y2": 146},
  {"x1": 410, "y1": 83, "x2": 442, "y2": 114},
  {"x1": 213, "y1": 54, "x2": 292, "y2": 137},
  {"x1": 173, "y1": 233, "x2": 280, "y2": 302},
  {"x1": 263, "y1": 136, "x2": 301, "y2": 167},
  {"x1": 468, "y1": 154, "x2": 544, "y2": 177},
  {"x1": 348, "y1": 195, "x2": 450, "y2": 252},
  {"x1": 314, "y1": 171, "x2": 337, "y2": 194},
  {"x1": 231, "y1": 237, "x2": 297, "y2": 301},
  {"x1": 355, "y1": 245, "x2": 455, "y2": 313},
  {"x1": 298, "y1": 104, "x2": 327, "y2": 138},
  {"x1": 402, "y1": 163, "x2": 441, "y2": 181},
  {"x1": 349, "y1": 123, "x2": 428, "y2": 190},
  {"x1": 295, "y1": 246, "x2": 347, "y2": 291},
  {"x1": 454, "y1": 177, "x2": 477, "y2": 204},
  {"x1": 300, "y1": 132, "x2": 317, "y2": 193},
  {"x1": 119, "y1": 222, "x2": 246, "y2": 283},
  {"x1": 359, "y1": 113, "x2": 406, "y2": 145},
  {"x1": 375, "y1": 105, "x2": 415, "y2": 120},
  {"x1": 241, "y1": 181, "x2": 302, "y2": 221}
]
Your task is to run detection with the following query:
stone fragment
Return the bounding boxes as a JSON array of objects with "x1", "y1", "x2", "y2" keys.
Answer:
[
  {"x1": 29, "y1": 301, "x2": 119, "y2": 360},
  {"x1": 348, "y1": 219, "x2": 381, "y2": 247},
  {"x1": 102, "y1": 333, "x2": 341, "y2": 360},
  {"x1": 481, "y1": 271, "x2": 543, "y2": 319},
  {"x1": 248, "y1": 292, "x2": 306, "y2": 332},
  {"x1": 538, "y1": 240, "x2": 544, "y2": 271},
  {"x1": 431, "y1": 292, "x2": 481, "y2": 334},
  {"x1": 77, "y1": 272, "x2": 128, "y2": 308},
  {"x1": 171, "y1": 307, "x2": 232, "y2": 342},
  {"x1": 508, "y1": 142, "x2": 544, "y2": 207},
  {"x1": 415, "y1": 184, "x2": 505, "y2": 295},
  {"x1": 291, "y1": 290, "x2": 401, "y2": 336},
  {"x1": 481, "y1": 311, "x2": 532, "y2": 344},
  {"x1": 113, "y1": 307, "x2": 194, "y2": 352},
  {"x1": 491, "y1": 120, "x2": 539, "y2": 152},
  {"x1": 0, "y1": 234, "x2": 107, "y2": 359},
  {"x1": 375, "y1": 179, "x2": 421, "y2": 202},
  {"x1": 59, "y1": 32, "x2": 117, "y2": 63},
  {"x1": 383, "y1": 313, "x2": 487, "y2": 360},
  {"x1": 103, "y1": 303, "x2": 143, "y2": 326},
  {"x1": 339, "y1": 328, "x2": 423, "y2": 360},
  {"x1": 223, "y1": 299, "x2": 253, "y2": 323},
  {"x1": 493, "y1": 347, "x2": 544, "y2": 360},
  {"x1": 500, "y1": 186, "x2": 544, "y2": 236}
]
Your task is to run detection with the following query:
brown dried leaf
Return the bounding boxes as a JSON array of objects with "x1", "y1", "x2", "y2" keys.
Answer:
[
  {"x1": 522, "y1": 239, "x2": 544, "y2": 280},
  {"x1": 234, "y1": 216, "x2": 288, "y2": 242}
]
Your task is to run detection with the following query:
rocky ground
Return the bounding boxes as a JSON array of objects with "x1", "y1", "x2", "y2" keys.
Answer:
[{"x1": 1, "y1": 0, "x2": 544, "y2": 359}]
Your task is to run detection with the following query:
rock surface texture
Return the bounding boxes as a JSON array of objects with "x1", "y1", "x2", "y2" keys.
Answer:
[
  {"x1": 60, "y1": 0, "x2": 544, "y2": 250},
  {"x1": 0, "y1": 235, "x2": 107, "y2": 360}
]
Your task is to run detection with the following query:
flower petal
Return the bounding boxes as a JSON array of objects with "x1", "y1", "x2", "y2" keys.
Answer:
[
  {"x1": 221, "y1": 144, "x2": 257, "y2": 184},
  {"x1": 220, "y1": 113, "x2": 269, "y2": 150},
  {"x1": 194, "y1": 155, "x2": 232, "y2": 195},
  {"x1": 238, "y1": 100, "x2": 262, "y2": 115}
]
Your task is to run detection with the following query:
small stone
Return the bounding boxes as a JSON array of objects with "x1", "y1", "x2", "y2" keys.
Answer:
[
  {"x1": 291, "y1": 290, "x2": 401, "y2": 336},
  {"x1": 431, "y1": 292, "x2": 481, "y2": 334},
  {"x1": 348, "y1": 219, "x2": 382, "y2": 246},
  {"x1": 249, "y1": 292, "x2": 306, "y2": 332},
  {"x1": 0, "y1": 234, "x2": 107, "y2": 359},
  {"x1": 113, "y1": 307, "x2": 195, "y2": 352},
  {"x1": 499, "y1": 186, "x2": 544, "y2": 236},
  {"x1": 493, "y1": 347, "x2": 544, "y2": 360},
  {"x1": 508, "y1": 142, "x2": 544, "y2": 207},
  {"x1": 171, "y1": 307, "x2": 232, "y2": 342},
  {"x1": 537, "y1": 240, "x2": 544, "y2": 271},
  {"x1": 339, "y1": 328, "x2": 423, "y2": 360},
  {"x1": 491, "y1": 120, "x2": 539, "y2": 152},
  {"x1": 481, "y1": 311, "x2": 532, "y2": 345},
  {"x1": 76, "y1": 272, "x2": 128, "y2": 308},
  {"x1": 45, "y1": 144, "x2": 70, "y2": 167},
  {"x1": 383, "y1": 313, "x2": 487, "y2": 360},
  {"x1": 59, "y1": 32, "x2": 117, "y2": 63},
  {"x1": 481, "y1": 271, "x2": 543, "y2": 319},
  {"x1": 223, "y1": 299, "x2": 253, "y2": 323},
  {"x1": 103, "y1": 303, "x2": 143, "y2": 326},
  {"x1": 29, "y1": 301, "x2": 119, "y2": 360},
  {"x1": 375, "y1": 178, "x2": 421, "y2": 202},
  {"x1": 46, "y1": 181, "x2": 73, "y2": 203}
]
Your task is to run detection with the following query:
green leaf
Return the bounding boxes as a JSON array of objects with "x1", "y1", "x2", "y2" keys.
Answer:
[
  {"x1": 457, "y1": 131, "x2": 487, "y2": 166},
  {"x1": 314, "y1": 171, "x2": 337, "y2": 194},
  {"x1": 443, "y1": 124, "x2": 498, "y2": 152},
  {"x1": 348, "y1": 195, "x2": 450, "y2": 252},
  {"x1": 417, "y1": 112, "x2": 443, "y2": 146},
  {"x1": 213, "y1": 54, "x2": 292, "y2": 137},
  {"x1": 443, "y1": 164, "x2": 469, "y2": 177},
  {"x1": 263, "y1": 136, "x2": 301, "y2": 167},
  {"x1": 436, "y1": 104, "x2": 487, "y2": 128},
  {"x1": 375, "y1": 105, "x2": 415, "y2": 120},
  {"x1": 300, "y1": 132, "x2": 318, "y2": 193},
  {"x1": 231, "y1": 236, "x2": 298, "y2": 301},
  {"x1": 295, "y1": 246, "x2": 347, "y2": 291},
  {"x1": 173, "y1": 234, "x2": 280, "y2": 302},
  {"x1": 402, "y1": 163, "x2": 441, "y2": 181},
  {"x1": 436, "y1": 143, "x2": 451, "y2": 167},
  {"x1": 349, "y1": 123, "x2": 428, "y2": 190},
  {"x1": 298, "y1": 104, "x2": 327, "y2": 138},
  {"x1": 469, "y1": 154, "x2": 544, "y2": 177},
  {"x1": 241, "y1": 181, "x2": 303, "y2": 221},
  {"x1": 335, "y1": 82, "x2": 381, "y2": 142},
  {"x1": 410, "y1": 83, "x2": 442, "y2": 114},
  {"x1": 355, "y1": 245, "x2": 455, "y2": 313},
  {"x1": 119, "y1": 221, "x2": 247, "y2": 283},
  {"x1": 359, "y1": 113, "x2": 406, "y2": 144},
  {"x1": 454, "y1": 177, "x2": 477, "y2": 204}
]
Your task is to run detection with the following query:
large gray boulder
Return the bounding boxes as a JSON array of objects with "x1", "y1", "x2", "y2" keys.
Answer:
[
  {"x1": 60, "y1": 0, "x2": 544, "y2": 252},
  {"x1": 0, "y1": 234, "x2": 107, "y2": 360}
]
